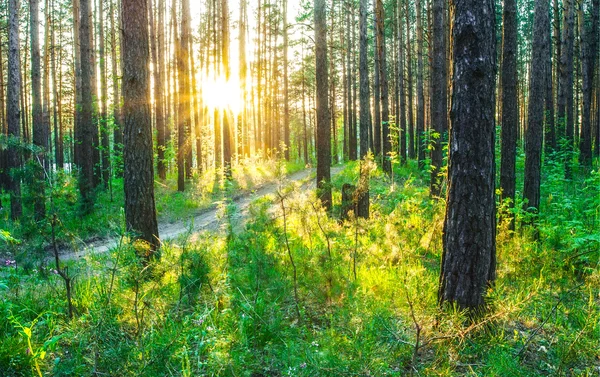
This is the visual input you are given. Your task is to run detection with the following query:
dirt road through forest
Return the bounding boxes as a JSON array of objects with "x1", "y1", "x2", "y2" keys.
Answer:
[{"x1": 60, "y1": 166, "x2": 344, "y2": 261}]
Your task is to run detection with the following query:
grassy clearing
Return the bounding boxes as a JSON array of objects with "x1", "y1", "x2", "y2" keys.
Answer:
[{"x1": 0, "y1": 156, "x2": 599, "y2": 376}]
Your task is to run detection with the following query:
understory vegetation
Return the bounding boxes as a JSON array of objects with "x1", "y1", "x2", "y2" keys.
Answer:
[{"x1": 1, "y1": 154, "x2": 599, "y2": 376}]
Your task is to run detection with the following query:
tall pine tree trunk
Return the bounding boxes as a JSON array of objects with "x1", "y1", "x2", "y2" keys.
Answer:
[
  {"x1": 315, "y1": 0, "x2": 331, "y2": 210},
  {"x1": 416, "y1": 0, "x2": 425, "y2": 168},
  {"x1": 7, "y1": 0, "x2": 22, "y2": 220},
  {"x1": 579, "y1": 0, "x2": 599, "y2": 165},
  {"x1": 524, "y1": 0, "x2": 550, "y2": 213},
  {"x1": 99, "y1": 0, "x2": 110, "y2": 187},
  {"x1": 430, "y1": 0, "x2": 446, "y2": 197},
  {"x1": 79, "y1": 0, "x2": 96, "y2": 212},
  {"x1": 439, "y1": 0, "x2": 497, "y2": 312},
  {"x1": 500, "y1": 0, "x2": 518, "y2": 220},
  {"x1": 375, "y1": 0, "x2": 390, "y2": 174},
  {"x1": 31, "y1": 0, "x2": 46, "y2": 220},
  {"x1": 122, "y1": 0, "x2": 159, "y2": 254}
]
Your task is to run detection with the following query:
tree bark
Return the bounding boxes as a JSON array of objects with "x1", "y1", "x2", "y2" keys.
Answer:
[
  {"x1": 439, "y1": 0, "x2": 497, "y2": 312},
  {"x1": 122, "y1": 0, "x2": 159, "y2": 254},
  {"x1": 500, "y1": 0, "x2": 518, "y2": 218},
  {"x1": 283, "y1": 0, "x2": 290, "y2": 160},
  {"x1": 110, "y1": 0, "x2": 122, "y2": 175},
  {"x1": 30, "y1": 0, "x2": 46, "y2": 220},
  {"x1": 7, "y1": 0, "x2": 22, "y2": 220},
  {"x1": 375, "y1": 0, "x2": 391, "y2": 174},
  {"x1": 524, "y1": 0, "x2": 550, "y2": 213},
  {"x1": 99, "y1": 0, "x2": 110, "y2": 187},
  {"x1": 79, "y1": 0, "x2": 96, "y2": 212},
  {"x1": 406, "y1": 1, "x2": 415, "y2": 160},
  {"x1": 558, "y1": 0, "x2": 575, "y2": 177},
  {"x1": 416, "y1": 0, "x2": 425, "y2": 168},
  {"x1": 430, "y1": 0, "x2": 446, "y2": 197},
  {"x1": 149, "y1": 0, "x2": 167, "y2": 180},
  {"x1": 579, "y1": 0, "x2": 599, "y2": 166},
  {"x1": 315, "y1": 0, "x2": 331, "y2": 211}
]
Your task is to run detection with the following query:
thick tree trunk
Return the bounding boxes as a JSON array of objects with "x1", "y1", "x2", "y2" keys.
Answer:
[
  {"x1": 315, "y1": 0, "x2": 331, "y2": 210},
  {"x1": 500, "y1": 0, "x2": 518, "y2": 218},
  {"x1": 122, "y1": 0, "x2": 159, "y2": 254},
  {"x1": 524, "y1": 0, "x2": 550, "y2": 213},
  {"x1": 439, "y1": 0, "x2": 496, "y2": 312}
]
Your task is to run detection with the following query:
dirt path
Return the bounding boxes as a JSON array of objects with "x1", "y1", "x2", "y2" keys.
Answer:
[{"x1": 60, "y1": 166, "x2": 344, "y2": 261}]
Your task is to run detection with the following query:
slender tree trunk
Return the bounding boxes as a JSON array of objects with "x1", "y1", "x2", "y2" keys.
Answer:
[
  {"x1": 90, "y1": 0, "x2": 101, "y2": 188},
  {"x1": 51, "y1": 0, "x2": 64, "y2": 169},
  {"x1": 500, "y1": 0, "x2": 518, "y2": 221},
  {"x1": 375, "y1": 0, "x2": 391, "y2": 174},
  {"x1": 149, "y1": 0, "x2": 167, "y2": 179},
  {"x1": 558, "y1": 0, "x2": 575, "y2": 176},
  {"x1": 430, "y1": 0, "x2": 446, "y2": 197},
  {"x1": 190, "y1": 40, "x2": 202, "y2": 173},
  {"x1": 176, "y1": 0, "x2": 190, "y2": 191},
  {"x1": 315, "y1": 0, "x2": 331, "y2": 211},
  {"x1": 416, "y1": 0, "x2": 425, "y2": 168},
  {"x1": 544, "y1": 0, "x2": 556, "y2": 156},
  {"x1": 221, "y1": 0, "x2": 233, "y2": 177},
  {"x1": 406, "y1": 1, "x2": 415, "y2": 160},
  {"x1": 373, "y1": 0, "x2": 381, "y2": 157},
  {"x1": 524, "y1": 0, "x2": 551, "y2": 213},
  {"x1": 283, "y1": 0, "x2": 290, "y2": 160},
  {"x1": 239, "y1": 0, "x2": 248, "y2": 158},
  {"x1": 98, "y1": 0, "x2": 110, "y2": 187},
  {"x1": 358, "y1": 0, "x2": 371, "y2": 218},
  {"x1": 7, "y1": 0, "x2": 22, "y2": 220},
  {"x1": 79, "y1": 0, "x2": 96, "y2": 212},
  {"x1": 398, "y1": 0, "x2": 407, "y2": 164},
  {"x1": 183, "y1": 0, "x2": 193, "y2": 179},
  {"x1": 579, "y1": 0, "x2": 599, "y2": 166},
  {"x1": 31, "y1": 0, "x2": 47, "y2": 220},
  {"x1": 110, "y1": 0, "x2": 122, "y2": 176},
  {"x1": 439, "y1": 0, "x2": 497, "y2": 312}
]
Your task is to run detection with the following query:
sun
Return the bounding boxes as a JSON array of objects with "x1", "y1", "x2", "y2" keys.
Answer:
[{"x1": 200, "y1": 75, "x2": 243, "y2": 114}]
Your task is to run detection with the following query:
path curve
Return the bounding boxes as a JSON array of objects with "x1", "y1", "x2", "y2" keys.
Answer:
[{"x1": 60, "y1": 166, "x2": 344, "y2": 261}]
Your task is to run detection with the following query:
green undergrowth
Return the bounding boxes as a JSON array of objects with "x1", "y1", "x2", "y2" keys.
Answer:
[
  {"x1": 0, "y1": 157, "x2": 598, "y2": 376},
  {"x1": 0, "y1": 158, "x2": 305, "y2": 262}
]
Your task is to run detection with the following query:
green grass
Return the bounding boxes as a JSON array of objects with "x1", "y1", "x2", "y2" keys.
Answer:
[
  {"x1": 0, "y1": 155, "x2": 599, "y2": 376},
  {"x1": 0, "y1": 158, "x2": 306, "y2": 257}
]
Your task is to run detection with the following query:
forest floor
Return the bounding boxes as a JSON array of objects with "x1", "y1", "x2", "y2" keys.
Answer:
[
  {"x1": 58, "y1": 165, "x2": 344, "y2": 262},
  {"x1": 1, "y1": 156, "x2": 599, "y2": 376}
]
